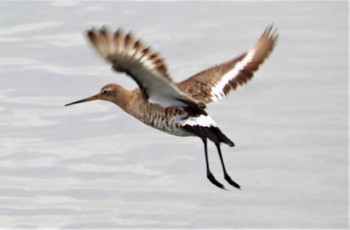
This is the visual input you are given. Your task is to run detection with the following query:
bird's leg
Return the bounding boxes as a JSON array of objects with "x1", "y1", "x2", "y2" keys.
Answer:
[
  {"x1": 202, "y1": 139, "x2": 225, "y2": 190},
  {"x1": 215, "y1": 143, "x2": 241, "y2": 189}
]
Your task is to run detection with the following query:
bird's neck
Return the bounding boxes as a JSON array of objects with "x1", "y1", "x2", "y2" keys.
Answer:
[
  {"x1": 110, "y1": 88, "x2": 143, "y2": 120},
  {"x1": 112, "y1": 88, "x2": 167, "y2": 123}
]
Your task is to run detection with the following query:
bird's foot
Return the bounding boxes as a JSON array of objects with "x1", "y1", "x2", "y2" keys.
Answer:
[
  {"x1": 207, "y1": 173, "x2": 226, "y2": 190},
  {"x1": 224, "y1": 173, "x2": 241, "y2": 190}
]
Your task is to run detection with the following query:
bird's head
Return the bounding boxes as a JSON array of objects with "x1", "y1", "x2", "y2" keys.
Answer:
[{"x1": 65, "y1": 83, "x2": 123, "y2": 107}]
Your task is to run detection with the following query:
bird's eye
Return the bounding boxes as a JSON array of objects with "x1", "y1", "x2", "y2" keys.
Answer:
[{"x1": 102, "y1": 89, "x2": 109, "y2": 95}]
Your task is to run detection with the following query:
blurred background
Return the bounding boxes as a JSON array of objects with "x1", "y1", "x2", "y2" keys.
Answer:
[{"x1": 0, "y1": 1, "x2": 348, "y2": 228}]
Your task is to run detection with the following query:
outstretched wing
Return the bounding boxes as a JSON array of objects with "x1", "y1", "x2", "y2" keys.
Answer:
[
  {"x1": 178, "y1": 25, "x2": 278, "y2": 104},
  {"x1": 86, "y1": 27, "x2": 205, "y2": 111}
]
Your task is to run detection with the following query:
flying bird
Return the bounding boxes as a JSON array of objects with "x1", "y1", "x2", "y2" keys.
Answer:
[{"x1": 66, "y1": 25, "x2": 278, "y2": 189}]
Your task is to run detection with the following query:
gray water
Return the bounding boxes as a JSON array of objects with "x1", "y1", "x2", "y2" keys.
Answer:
[{"x1": 0, "y1": 1, "x2": 348, "y2": 228}]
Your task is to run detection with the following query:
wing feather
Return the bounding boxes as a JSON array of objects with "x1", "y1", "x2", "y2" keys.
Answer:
[
  {"x1": 86, "y1": 27, "x2": 205, "y2": 111},
  {"x1": 178, "y1": 25, "x2": 278, "y2": 104}
]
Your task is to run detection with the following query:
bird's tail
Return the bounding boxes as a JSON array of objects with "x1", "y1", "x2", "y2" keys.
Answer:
[
  {"x1": 184, "y1": 125, "x2": 234, "y2": 147},
  {"x1": 212, "y1": 127, "x2": 235, "y2": 147}
]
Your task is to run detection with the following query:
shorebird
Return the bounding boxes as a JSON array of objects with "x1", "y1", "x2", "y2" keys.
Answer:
[{"x1": 66, "y1": 25, "x2": 278, "y2": 189}]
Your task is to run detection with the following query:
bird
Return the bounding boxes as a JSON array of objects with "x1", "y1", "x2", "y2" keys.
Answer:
[{"x1": 65, "y1": 25, "x2": 278, "y2": 190}]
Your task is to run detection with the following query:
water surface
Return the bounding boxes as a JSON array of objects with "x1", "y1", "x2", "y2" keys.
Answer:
[{"x1": 0, "y1": 1, "x2": 348, "y2": 228}]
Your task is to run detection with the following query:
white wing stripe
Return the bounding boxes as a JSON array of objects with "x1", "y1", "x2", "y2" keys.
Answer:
[{"x1": 210, "y1": 49, "x2": 256, "y2": 101}]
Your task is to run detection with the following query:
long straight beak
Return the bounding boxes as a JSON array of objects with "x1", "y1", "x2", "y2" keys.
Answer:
[{"x1": 65, "y1": 94, "x2": 100, "y2": 106}]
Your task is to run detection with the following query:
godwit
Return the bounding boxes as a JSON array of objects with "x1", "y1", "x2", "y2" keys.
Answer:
[{"x1": 66, "y1": 25, "x2": 278, "y2": 189}]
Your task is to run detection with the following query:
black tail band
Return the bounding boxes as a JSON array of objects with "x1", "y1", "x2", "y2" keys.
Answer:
[{"x1": 184, "y1": 125, "x2": 234, "y2": 147}]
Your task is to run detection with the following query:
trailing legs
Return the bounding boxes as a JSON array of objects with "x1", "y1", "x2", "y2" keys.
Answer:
[
  {"x1": 202, "y1": 139, "x2": 225, "y2": 189},
  {"x1": 215, "y1": 143, "x2": 240, "y2": 189}
]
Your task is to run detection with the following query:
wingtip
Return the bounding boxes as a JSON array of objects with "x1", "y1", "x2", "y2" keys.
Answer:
[
  {"x1": 86, "y1": 28, "x2": 97, "y2": 41},
  {"x1": 264, "y1": 23, "x2": 279, "y2": 40},
  {"x1": 99, "y1": 25, "x2": 111, "y2": 37},
  {"x1": 114, "y1": 27, "x2": 125, "y2": 38},
  {"x1": 265, "y1": 24, "x2": 273, "y2": 34}
]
